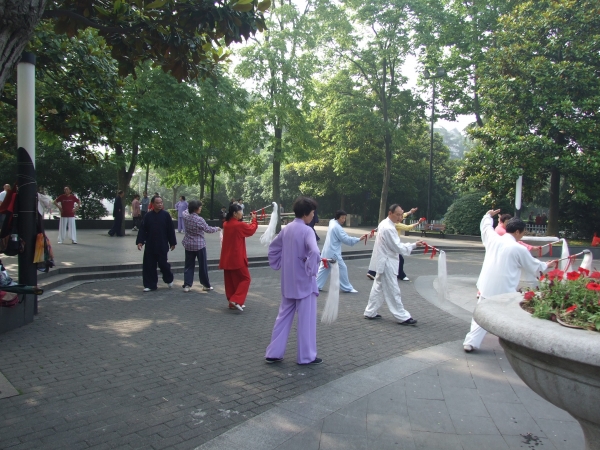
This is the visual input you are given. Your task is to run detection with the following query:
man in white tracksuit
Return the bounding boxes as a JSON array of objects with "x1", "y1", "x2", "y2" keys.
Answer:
[
  {"x1": 463, "y1": 210, "x2": 556, "y2": 352},
  {"x1": 364, "y1": 204, "x2": 425, "y2": 325}
]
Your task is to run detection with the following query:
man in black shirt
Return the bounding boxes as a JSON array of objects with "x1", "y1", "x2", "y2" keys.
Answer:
[
  {"x1": 136, "y1": 196, "x2": 177, "y2": 291},
  {"x1": 108, "y1": 190, "x2": 125, "y2": 237}
]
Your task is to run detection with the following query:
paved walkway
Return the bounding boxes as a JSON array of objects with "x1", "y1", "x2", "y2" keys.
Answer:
[{"x1": 0, "y1": 236, "x2": 582, "y2": 450}]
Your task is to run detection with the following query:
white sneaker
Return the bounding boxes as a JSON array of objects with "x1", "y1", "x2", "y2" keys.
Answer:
[
  {"x1": 348, "y1": 289, "x2": 358, "y2": 293},
  {"x1": 183, "y1": 286, "x2": 190, "y2": 292},
  {"x1": 202, "y1": 286, "x2": 214, "y2": 291},
  {"x1": 402, "y1": 277, "x2": 410, "y2": 281},
  {"x1": 167, "y1": 282, "x2": 173, "y2": 289},
  {"x1": 463, "y1": 345, "x2": 474, "y2": 353},
  {"x1": 143, "y1": 288, "x2": 152, "y2": 292}
]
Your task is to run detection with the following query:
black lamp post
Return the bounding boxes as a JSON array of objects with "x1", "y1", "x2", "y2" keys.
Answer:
[
  {"x1": 206, "y1": 157, "x2": 216, "y2": 220},
  {"x1": 423, "y1": 67, "x2": 446, "y2": 224}
]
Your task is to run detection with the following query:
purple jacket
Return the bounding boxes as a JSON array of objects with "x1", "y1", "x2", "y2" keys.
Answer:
[{"x1": 268, "y1": 218, "x2": 320, "y2": 299}]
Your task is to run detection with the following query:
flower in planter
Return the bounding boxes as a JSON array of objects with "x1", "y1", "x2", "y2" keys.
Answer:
[
  {"x1": 587, "y1": 282, "x2": 600, "y2": 291},
  {"x1": 546, "y1": 269, "x2": 564, "y2": 281},
  {"x1": 567, "y1": 271, "x2": 581, "y2": 280},
  {"x1": 566, "y1": 305, "x2": 578, "y2": 313},
  {"x1": 578, "y1": 267, "x2": 590, "y2": 276},
  {"x1": 523, "y1": 291, "x2": 536, "y2": 301},
  {"x1": 590, "y1": 271, "x2": 600, "y2": 280}
]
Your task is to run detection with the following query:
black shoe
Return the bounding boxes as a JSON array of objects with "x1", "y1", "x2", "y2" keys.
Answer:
[
  {"x1": 265, "y1": 357, "x2": 283, "y2": 364},
  {"x1": 298, "y1": 358, "x2": 322, "y2": 365},
  {"x1": 364, "y1": 314, "x2": 382, "y2": 320},
  {"x1": 399, "y1": 318, "x2": 417, "y2": 325},
  {"x1": 366, "y1": 272, "x2": 375, "y2": 280}
]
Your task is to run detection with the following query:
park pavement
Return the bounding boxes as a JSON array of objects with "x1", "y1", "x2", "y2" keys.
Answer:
[{"x1": 0, "y1": 228, "x2": 584, "y2": 450}]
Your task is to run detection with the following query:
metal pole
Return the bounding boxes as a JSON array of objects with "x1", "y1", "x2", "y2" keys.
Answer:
[
  {"x1": 17, "y1": 52, "x2": 37, "y2": 319},
  {"x1": 515, "y1": 175, "x2": 523, "y2": 219},
  {"x1": 427, "y1": 80, "x2": 435, "y2": 224}
]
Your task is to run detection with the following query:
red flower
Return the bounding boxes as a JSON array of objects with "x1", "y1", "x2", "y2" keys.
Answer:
[
  {"x1": 590, "y1": 271, "x2": 600, "y2": 280},
  {"x1": 565, "y1": 305, "x2": 577, "y2": 313},
  {"x1": 578, "y1": 267, "x2": 590, "y2": 276},
  {"x1": 523, "y1": 291, "x2": 535, "y2": 300},
  {"x1": 586, "y1": 282, "x2": 600, "y2": 291},
  {"x1": 566, "y1": 271, "x2": 580, "y2": 280},
  {"x1": 547, "y1": 269, "x2": 564, "y2": 281}
]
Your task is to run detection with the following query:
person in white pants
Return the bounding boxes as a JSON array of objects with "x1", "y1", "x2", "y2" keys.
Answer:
[
  {"x1": 463, "y1": 210, "x2": 556, "y2": 352},
  {"x1": 54, "y1": 186, "x2": 80, "y2": 244},
  {"x1": 364, "y1": 204, "x2": 425, "y2": 325}
]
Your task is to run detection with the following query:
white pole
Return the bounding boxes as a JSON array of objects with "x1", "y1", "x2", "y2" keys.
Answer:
[{"x1": 17, "y1": 53, "x2": 36, "y2": 166}]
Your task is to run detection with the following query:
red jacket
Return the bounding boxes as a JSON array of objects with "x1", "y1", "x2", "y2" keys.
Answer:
[{"x1": 219, "y1": 217, "x2": 258, "y2": 270}]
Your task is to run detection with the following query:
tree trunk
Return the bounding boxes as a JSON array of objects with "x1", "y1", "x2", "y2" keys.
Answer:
[
  {"x1": 115, "y1": 143, "x2": 138, "y2": 235},
  {"x1": 199, "y1": 160, "x2": 205, "y2": 199},
  {"x1": 273, "y1": 124, "x2": 282, "y2": 232},
  {"x1": 171, "y1": 186, "x2": 179, "y2": 210},
  {"x1": 473, "y1": 67, "x2": 484, "y2": 127},
  {"x1": 144, "y1": 165, "x2": 149, "y2": 194},
  {"x1": 378, "y1": 57, "x2": 392, "y2": 222},
  {"x1": 340, "y1": 194, "x2": 345, "y2": 210},
  {"x1": 547, "y1": 167, "x2": 560, "y2": 237},
  {"x1": 0, "y1": 0, "x2": 46, "y2": 95}
]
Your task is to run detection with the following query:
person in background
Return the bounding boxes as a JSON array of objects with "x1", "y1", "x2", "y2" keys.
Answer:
[
  {"x1": 132, "y1": 194, "x2": 141, "y2": 231},
  {"x1": 219, "y1": 204, "x2": 258, "y2": 311},
  {"x1": 219, "y1": 206, "x2": 227, "y2": 228},
  {"x1": 136, "y1": 196, "x2": 177, "y2": 292},
  {"x1": 316, "y1": 210, "x2": 367, "y2": 293},
  {"x1": 238, "y1": 198, "x2": 244, "y2": 216},
  {"x1": 175, "y1": 196, "x2": 188, "y2": 233},
  {"x1": 54, "y1": 186, "x2": 80, "y2": 244},
  {"x1": 307, "y1": 208, "x2": 320, "y2": 241},
  {"x1": 0, "y1": 184, "x2": 9, "y2": 228},
  {"x1": 181, "y1": 200, "x2": 220, "y2": 292},
  {"x1": 140, "y1": 191, "x2": 150, "y2": 220},
  {"x1": 108, "y1": 190, "x2": 125, "y2": 237}
]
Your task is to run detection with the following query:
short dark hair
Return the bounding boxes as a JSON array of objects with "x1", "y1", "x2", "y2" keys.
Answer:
[
  {"x1": 238, "y1": 198, "x2": 243, "y2": 202},
  {"x1": 499, "y1": 214, "x2": 512, "y2": 224},
  {"x1": 188, "y1": 200, "x2": 201, "y2": 213},
  {"x1": 335, "y1": 210, "x2": 347, "y2": 220},
  {"x1": 134, "y1": 194, "x2": 140, "y2": 199},
  {"x1": 64, "y1": 185, "x2": 71, "y2": 191},
  {"x1": 293, "y1": 196, "x2": 317, "y2": 218},
  {"x1": 180, "y1": 195, "x2": 186, "y2": 201},
  {"x1": 505, "y1": 218, "x2": 526, "y2": 233},
  {"x1": 117, "y1": 190, "x2": 124, "y2": 195},
  {"x1": 388, "y1": 204, "x2": 401, "y2": 214},
  {"x1": 151, "y1": 195, "x2": 162, "y2": 204},
  {"x1": 226, "y1": 203, "x2": 243, "y2": 221}
]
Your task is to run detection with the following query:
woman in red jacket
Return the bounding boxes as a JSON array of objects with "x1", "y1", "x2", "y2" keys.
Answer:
[{"x1": 219, "y1": 204, "x2": 258, "y2": 311}]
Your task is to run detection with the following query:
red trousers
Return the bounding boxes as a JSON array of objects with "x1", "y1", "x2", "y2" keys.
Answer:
[{"x1": 223, "y1": 267, "x2": 251, "y2": 306}]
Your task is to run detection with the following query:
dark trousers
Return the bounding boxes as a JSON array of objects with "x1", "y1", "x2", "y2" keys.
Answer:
[
  {"x1": 184, "y1": 248, "x2": 210, "y2": 288},
  {"x1": 368, "y1": 254, "x2": 406, "y2": 279},
  {"x1": 397, "y1": 254, "x2": 406, "y2": 279},
  {"x1": 133, "y1": 216, "x2": 141, "y2": 229},
  {"x1": 108, "y1": 216, "x2": 123, "y2": 236},
  {"x1": 142, "y1": 250, "x2": 174, "y2": 289}
]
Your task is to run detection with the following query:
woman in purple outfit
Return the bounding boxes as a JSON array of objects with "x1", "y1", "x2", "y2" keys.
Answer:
[
  {"x1": 175, "y1": 196, "x2": 188, "y2": 233},
  {"x1": 265, "y1": 196, "x2": 323, "y2": 365}
]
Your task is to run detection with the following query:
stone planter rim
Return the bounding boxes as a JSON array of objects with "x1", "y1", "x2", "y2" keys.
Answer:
[{"x1": 473, "y1": 292, "x2": 600, "y2": 367}]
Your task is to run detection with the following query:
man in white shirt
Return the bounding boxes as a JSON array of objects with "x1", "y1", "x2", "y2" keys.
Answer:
[
  {"x1": 463, "y1": 210, "x2": 557, "y2": 352},
  {"x1": 364, "y1": 204, "x2": 425, "y2": 325}
]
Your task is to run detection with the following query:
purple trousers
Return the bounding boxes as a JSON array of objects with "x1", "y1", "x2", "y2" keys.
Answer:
[{"x1": 265, "y1": 293, "x2": 317, "y2": 364}]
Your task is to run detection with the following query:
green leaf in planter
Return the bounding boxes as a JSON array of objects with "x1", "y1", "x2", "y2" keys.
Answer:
[
  {"x1": 146, "y1": 0, "x2": 168, "y2": 9},
  {"x1": 232, "y1": 2, "x2": 254, "y2": 12}
]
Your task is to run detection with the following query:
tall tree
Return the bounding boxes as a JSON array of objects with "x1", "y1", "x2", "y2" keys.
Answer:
[
  {"x1": 461, "y1": 0, "x2": 600, "y2": 236},
  {"x1": 333, "y1": 0, "x2": 424, "y2": 220},
  {"x1": 236, "y1": 0, "x2": 322, "y2": 225}
]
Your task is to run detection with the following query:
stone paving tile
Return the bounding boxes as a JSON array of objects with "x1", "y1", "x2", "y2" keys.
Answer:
[{"x1": 0, "y1": 257, "x2": 472, "y2": 449}]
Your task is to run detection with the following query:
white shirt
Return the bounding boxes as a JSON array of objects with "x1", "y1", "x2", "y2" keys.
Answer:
[
  {"x1": 0, "y1": 191, "x2": 6, "y2": 203},
  {"x1": 38, "y1": 193, "x2": 53, "y2": 216},
  {"x1": 321, "y1": 219, "x2": 360, "y2": 258},
  {"x1": 477, "y1": 214, "x2": 547, "y2": 298},
  {"x1": 368, "y1": 217, "x2": 416, "y2": 275}
]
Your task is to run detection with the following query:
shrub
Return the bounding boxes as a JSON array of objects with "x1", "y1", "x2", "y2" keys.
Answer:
[
  {"x1": 167, "y1": 209, "x2": 177, "y2": 219},
  {"x1": 443, "y1": 191, "x2": 513, "y2": 236},
  {"x1": 77, "y1": 197, "x2": 108, "y2": 220}
]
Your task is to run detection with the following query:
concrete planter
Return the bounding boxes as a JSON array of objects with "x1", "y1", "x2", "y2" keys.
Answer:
[{"x1": 474, "y1": 293, "x2": 600, "y2": 450}]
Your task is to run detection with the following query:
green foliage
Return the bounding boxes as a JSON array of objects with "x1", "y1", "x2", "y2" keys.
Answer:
[
  {"x1": 167, "y1": 209, "x2": 178, "y2": 220},
  {"x1": 463, "y1": 0, "x2": 600, "y2": 236},
  {"x1": 524, "y1": 270, "x2": 600, "y2": 332},
  {"x1": 443, "y1": 191, "x2": 512, "y2": 235},
  {"x1": 78, "y1": 197, "x2": 108, "y2": 220}
]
